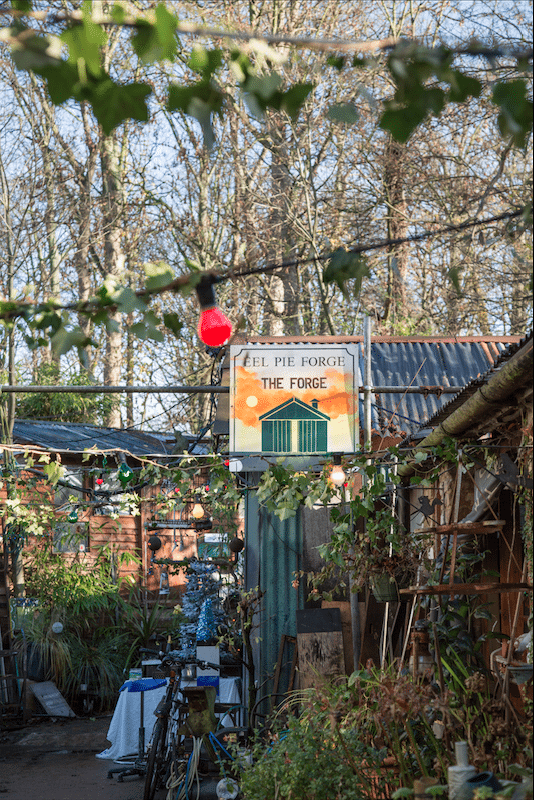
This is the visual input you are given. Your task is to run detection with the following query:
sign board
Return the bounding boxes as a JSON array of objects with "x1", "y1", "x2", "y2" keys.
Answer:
[
  {"x1": 30, "y1": 681, "x2": 76, "y2": 717},
  {"x1": 230, "y1": 344, "x2": 358, "y2": 456},
  {"x1": 296, "y1": 609, "x2": 345, "y2": 690}
]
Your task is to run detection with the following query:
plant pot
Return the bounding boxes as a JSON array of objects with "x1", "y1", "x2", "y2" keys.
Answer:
[
  {"x1": 457, "y1": 771, "x2": 502, "y2": 800},
  {"x1": 371, "y1": 575, "x2": 399, "y2": 603},
  {"x1": 507, "y1": 663, "x2": 533, "y2": 685},
  {"x1": 414, "y1": 777, "x2": 439, "y2": 799},
  {"x1": 493, "y1": 654, "x2": 533, "y2": 685}
]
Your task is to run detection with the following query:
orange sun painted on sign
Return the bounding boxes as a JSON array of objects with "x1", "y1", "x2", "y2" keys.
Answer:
[{"x1": 234, "y1": 366, "x2": 354, "y2": 428}]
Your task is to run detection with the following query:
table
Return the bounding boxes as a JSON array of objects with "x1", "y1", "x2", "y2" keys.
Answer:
[{"x1": 96, "y1": 677, "x2": 242, "y2": 762}]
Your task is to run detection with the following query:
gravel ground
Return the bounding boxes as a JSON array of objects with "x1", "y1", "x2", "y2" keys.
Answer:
[{"x1": 0, "y1": 715, "x2": 151, "y2": 800}]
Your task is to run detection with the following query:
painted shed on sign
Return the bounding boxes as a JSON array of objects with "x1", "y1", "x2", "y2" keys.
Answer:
[{"x1": 259, "y1": 397, "x2": 330, "y2": 453}]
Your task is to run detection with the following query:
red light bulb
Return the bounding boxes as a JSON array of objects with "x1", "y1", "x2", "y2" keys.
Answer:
[
  {"x1": 197, "y1": 306, "x2": 232, "y2": 347},
  {"x1": 195, "y1": 274, "x2": 232, "y2": 347}
]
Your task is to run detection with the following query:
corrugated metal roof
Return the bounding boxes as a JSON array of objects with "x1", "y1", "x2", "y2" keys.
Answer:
[
  {"x1": 364, "y1": 339, "x2": 513, "y2": 436},
  {"x1": 410, "y1": 331, "x2": 533, "y2": 435},
  {"x1": 230, "y1": 335, "x2": 518, "y2": 437},
  {"x1": 12, "y1": 420, "x2": 171, "y2": 456}
]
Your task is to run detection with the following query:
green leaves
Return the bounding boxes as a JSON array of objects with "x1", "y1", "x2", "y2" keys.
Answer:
[
  {"x1": 168, "y1": 79, "x2": 225, "y2": 149},
  {"x1": 143, "y1": 261, "x2": 175, "y2": 292},
  {"x1": 162, "y1": 312, "x2": 183, "y2": 337},
  {"x1": 31, "y1": 61, "x2": 151, "y2": 134},
  {"x1": 166, "y1": 46, "x2": 225, "y2": 148},
  {"x1": 50, "y1": 325, "x2": 93, "y2": 357},
  {"x1": 90, "y1": 80, "x2": 151, "y2": 133},
  {"x1": 4, "y1": 7, "x2": 531, "y2": 152},
  {"x1": 492, "y1": 79, "x2": 533, "y2": 148},
  {"x1": 447, "y1": 69, "x2": 482, "y2": 103},
  {"x1": 129, "y1": 311, "x2": 164, "y2": 342},
  {"x1": 326, "y1": 103, "x2": 359, "y2": 125},
  {"x1": 61, "y1": 4, "x2": 108, "y2": 79},
  {"x1": 9, "y1": 31, "x2": 63, "y2": 71},
  {"x1": 323, "y1": 249, "x2": 369, "y2": 298},
  {"x1": 131, "y1": 4, "x2": 178, "y2": 63},
  {"x1": 243, "y1": 72, "x2": 314, "y2": 120},
  {"x1": 380, "y1": 46, "x2": 484, "y2": 143}
]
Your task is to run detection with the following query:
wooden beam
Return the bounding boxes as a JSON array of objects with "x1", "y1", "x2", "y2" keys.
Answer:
[
  {"x1": 401, "y1": 582, "x2": 532, "y2": 596},
  {"x1": 413, "y1": 520, "x2": 505, "y2": 535}
]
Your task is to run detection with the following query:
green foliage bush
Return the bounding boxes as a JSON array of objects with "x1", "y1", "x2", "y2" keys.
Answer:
[
  {"x1": 15, "y1": 542, "x2": 137, "y2": 710},
  {"x1": 240, "y1": 712, "x2": 394, "y2": 800},
  {"x1": 16, "y1": 362, "x2": 116, "y2": 424}
]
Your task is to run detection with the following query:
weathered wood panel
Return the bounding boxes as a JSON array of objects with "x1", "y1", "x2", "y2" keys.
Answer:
[{"x1": 296, "y1": 608, "x2": 345, "y2": 689}]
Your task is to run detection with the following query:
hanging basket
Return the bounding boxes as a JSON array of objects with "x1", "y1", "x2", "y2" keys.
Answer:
[{"x1": 371, "y1": 574, "x2": 400, "y2": 603}]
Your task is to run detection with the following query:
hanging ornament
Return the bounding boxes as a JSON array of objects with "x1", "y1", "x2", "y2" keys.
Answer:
[
  {"x1": 118, "y1": 462, "x2": 134, "y2": 487},
  {"x1": 159, "y1": 571, "x2": 170, "y2": 595},
  {"x1": 66, "y1": 508, "x2": 78, "y2": 524},
  {"x1": 148, "y1": 534, "x2": 162, "y2": 552},
  {"x1": 95, "y1": 455, "x2": 108, "y2": 486},
  {"x1": 195, "y1": 275, "x2": 232, "y2": 347}
]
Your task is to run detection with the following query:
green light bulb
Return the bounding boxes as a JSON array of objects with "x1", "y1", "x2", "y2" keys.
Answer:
[{"x1": 118, "y1": 463, "x2": 134, "y2": 484}]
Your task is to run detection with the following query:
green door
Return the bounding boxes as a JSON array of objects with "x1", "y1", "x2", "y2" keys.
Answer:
[
  {"x1": 298, "y1": 420, "x2": 327, "y2": 453},
  {"x1": 262, "y1": 419, "x2": 291, "y2": 452}
]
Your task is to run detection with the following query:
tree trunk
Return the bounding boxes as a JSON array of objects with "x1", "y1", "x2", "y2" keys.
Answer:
[
  {"x1": 100, "y1": 133, "x2": 125, "y2": 427},
  {"x1": 383, "y1": 138, "x2": 408, "y2": 328}
]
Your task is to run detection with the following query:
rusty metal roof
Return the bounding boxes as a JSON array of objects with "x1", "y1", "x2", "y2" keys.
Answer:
[
  {"x1": 410, "y1": 331, "x2": 533, "y2": 436},
  {"x1": 228, "y1": 335, "x2": 519, "y2": 437}
]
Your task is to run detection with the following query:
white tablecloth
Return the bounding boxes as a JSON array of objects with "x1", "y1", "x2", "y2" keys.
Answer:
[{"x1": 96, "y1": 677, "x2": 241, "y2": 762}]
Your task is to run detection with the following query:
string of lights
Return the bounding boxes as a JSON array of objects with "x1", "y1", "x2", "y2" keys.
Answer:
[{"x1": 193, "y1": 207, "x2": 528, "y2": 346}]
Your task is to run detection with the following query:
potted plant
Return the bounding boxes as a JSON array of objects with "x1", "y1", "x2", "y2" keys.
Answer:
[{"x1": 310, "y1": 470, "x2": 426, "y2": 603}]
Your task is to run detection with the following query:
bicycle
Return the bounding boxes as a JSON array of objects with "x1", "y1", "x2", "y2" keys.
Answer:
[{"x1": 140, "y1": 648, "x2": 246, "y2": 800}]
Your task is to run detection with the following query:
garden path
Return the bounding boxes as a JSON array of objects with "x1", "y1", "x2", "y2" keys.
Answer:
[{"x1": 0, "y1": 715, "x2": 151, "y2": 799}]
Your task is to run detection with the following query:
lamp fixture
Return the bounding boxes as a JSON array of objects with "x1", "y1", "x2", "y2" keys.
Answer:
[
  {"x1": 159, "y1": 570, "x2": 170, "y2": 595},
  {"x1": 191, "y1": 498, "x2": 205, "y2": 520},
  {"x1": 329, "y1": 454, "x2": 346, "y2": 487},
  {"x1": 195, "y1": 275, "x2": 232, "y2": 347}
]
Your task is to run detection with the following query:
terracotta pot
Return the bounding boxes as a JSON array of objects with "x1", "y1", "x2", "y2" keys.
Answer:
[{"x1": 414, "y1": 776, "x2": 439, "y2": 798}]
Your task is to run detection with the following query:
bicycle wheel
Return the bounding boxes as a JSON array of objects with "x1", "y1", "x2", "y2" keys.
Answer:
[{"x1": 143, "y1": 717, "x2": 168, "y2": 800}]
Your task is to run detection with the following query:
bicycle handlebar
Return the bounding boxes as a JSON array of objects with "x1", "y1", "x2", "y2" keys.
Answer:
[{"x1": 138, "y1": 647, "x2": 221, "y2": 671}]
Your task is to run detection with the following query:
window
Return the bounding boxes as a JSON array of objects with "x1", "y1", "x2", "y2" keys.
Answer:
[{"x1": 94, "y1": 471, "x2": 130, "y2": 516}]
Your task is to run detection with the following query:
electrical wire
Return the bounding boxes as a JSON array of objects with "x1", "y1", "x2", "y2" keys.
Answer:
[{"x1": 165, "y1": 736, "x2": 202, "y2": 800}]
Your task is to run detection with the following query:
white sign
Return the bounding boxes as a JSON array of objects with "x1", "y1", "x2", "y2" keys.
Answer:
[{"x1": 230, "y1": 344, "x2": 358, "y2": 455}]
